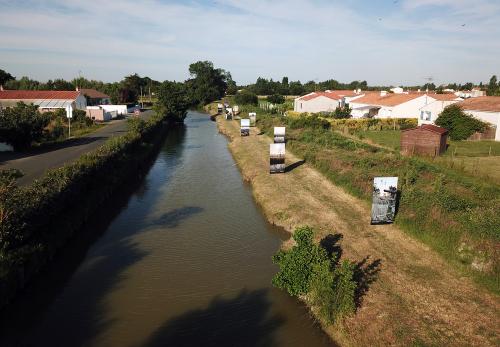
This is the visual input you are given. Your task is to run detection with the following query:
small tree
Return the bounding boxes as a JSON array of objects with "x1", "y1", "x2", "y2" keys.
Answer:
[
  {"x1": 234, "y1": 90, "x2": 258, "y2": 105},
  {"x1": 0, "y1": 102, "x2": 50, "y2": 150},
  {"x1": 272, "y1": 226, "x2": 329, "y2": 296},
  {"x1": 435, "y1": 104, "x2": 487, "y2": 140},
  {"x1": 154, "y1": 81, "x2": 190, "y2": 123},
  {"x1": 267, "y1": 94, "x2": 285, "y2": 104},
  {"x1": 332, "y1": 105, "x2": 352, "y2": 119},
  {"x1": 310, "y1": 260, "x2": 356, "y2": 323}
]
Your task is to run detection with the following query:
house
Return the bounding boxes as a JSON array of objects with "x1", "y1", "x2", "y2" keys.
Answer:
[
  {"x1": 78, "y1": 88, "x2": 111, "y2": 106},
  {"x1": 86, "y1": 106, "x2": 113, "y2": 122},
  {"x1": 0, "y1": 90, "x2": 87, "y2": 112},
  {"x1": 418, "y1": 94, "x2": 463, "y2": 125},
  {"x1": 455, "y1": 89, "x2": 485, "y2": 99},
  {"x1": 293, "y1": 90, "x2": 364, "y2": 113},
  {"x1": 456, "y1": 96, "x2": 500, "y2": 141},
  {"x1": 350, "y1": 91, "x2": 435, "y2": 119},
  {"x1": 401, "y1": 124, "x2": 448, "y2": 156}
]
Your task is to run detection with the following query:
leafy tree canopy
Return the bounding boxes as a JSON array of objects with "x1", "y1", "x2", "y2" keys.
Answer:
[
  {"x1": 154, "y1": 81, "x2": 190, "y2": 122},
  {"x1": 186, "y1": 61, "x2": 229, "y2": 105},
  {"x1": 272, "y1": 226, "x2": 329, "y2": 296},
  {"x1": 0, "y1": 69, "x2": 15, "y2": 86},
  {"x1": 435, "y1": 104, "x2": 487, "y2": 140},
  {"x1": 266, "y1": 94, "x2": 285, "y2": 104},
  {"x1": 0, "y1": 102, "x2": 50, "y2": 150},
  {"x1": 234, "y1": 90, "x2": 258, "y2": 105}
]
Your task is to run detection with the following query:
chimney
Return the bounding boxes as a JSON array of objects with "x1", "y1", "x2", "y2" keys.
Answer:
[{"x1": 380, "y1": 90, "x2": 387, "y2": 97}]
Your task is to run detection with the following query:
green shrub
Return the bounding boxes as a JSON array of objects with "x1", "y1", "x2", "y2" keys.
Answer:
[
  {"x1": 0, "y1": 102, "x2": 50, "y2": 150},
  {"x1": 234, "y1": 90, "x2": 258, "y2": 105},
  {"x1": 286, "y1": 114, "x2": 331, "y2": 130},
  {"x1": 435, "y1": 105, "x2": 487, "y2": 140},
  {"x1": 272, "y1": 226, "x2": 328, "y2": 296},
  {"x1": 127, "y1": 117, "x2": 146, "y2": 134},
  {"x1": 273, "y1": 226, "x2": 357, "y2": 323},
  {"x1": 267, "y1": 94, "x2": 285, "y2": 104},
  {"x1": 310, "y1": 259, "x2": 356, "y2": 323}
]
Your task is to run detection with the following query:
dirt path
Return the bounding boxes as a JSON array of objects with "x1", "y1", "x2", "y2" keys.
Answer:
[{"x1": 217, "y1": 117, "x2": 499, "y2": 347}]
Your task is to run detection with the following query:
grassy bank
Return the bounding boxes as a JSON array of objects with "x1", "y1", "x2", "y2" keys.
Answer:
[
  {"x1": 212, "y1": 103, "x2": 499, "y2": 346},
  {"x1": 0, "y1": 112, "x2": 171, "y2": 309},
  {"x1": 255, "y1": 113, "x2": 499, "y2": 292}
]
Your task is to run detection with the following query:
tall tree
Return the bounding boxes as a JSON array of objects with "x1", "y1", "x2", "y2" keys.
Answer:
[
  {"x1": 186, "y1": 61, "x2": 228, "y2": 105},
  {"x1": 0, "y1": 69, "x2": 15, "y2": 86},
  {"x1": 154, "y1": 81, "x2": 190, "y2": 122},
  {"x1": 487, "y1": 75, "x2": 498, "y2": 96}
]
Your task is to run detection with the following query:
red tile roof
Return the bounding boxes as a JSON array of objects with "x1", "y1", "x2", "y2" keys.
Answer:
[
  {"x1": 0, "y1": 90, "x2": 81, "y2": 100},
  {"x1": 298, "y1": 90, "x2": 359, "y2": 101},
  {"x1": 457, "y1": 96, "x2": 500, "y2": 112},
  {"x1": 80, "y1": 88, "x2": 110, "y2": 99},
  {"x1": 350, "y1": 92, "x2": 423, "y2": 107},
  {"x1": 421, "y1": 124, "x2": 448, "y2": 134},
  {"x1": 428, "y1": 93, "x2": 461, "y2": 101}
]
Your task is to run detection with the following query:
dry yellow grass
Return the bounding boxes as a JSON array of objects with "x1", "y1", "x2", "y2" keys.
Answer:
[{"x1": 216, "y1": 115, "x2": 500, "y2": 347}]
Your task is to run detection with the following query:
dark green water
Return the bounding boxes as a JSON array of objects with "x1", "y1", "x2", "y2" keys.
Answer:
[{"x1": 0, "y1": 111, "x2": 333, "y2": 347}]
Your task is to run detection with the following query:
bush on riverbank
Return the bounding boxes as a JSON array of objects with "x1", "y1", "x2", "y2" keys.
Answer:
[
  {"x1": 0, "y1": 111, "x2": 171, "y2": 308},
  {"x1": 273, "y1": 226, "x2": 356, "y2": 323},
  {"x1": 253, "y1": 111, "x2": 499, "y2": 293}
]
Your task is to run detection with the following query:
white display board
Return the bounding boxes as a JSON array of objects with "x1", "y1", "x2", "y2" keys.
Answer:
[
  {"x1": 270, "y1": 143, "x2": 285, "y2": 173},
  {"x1": 371, "y1": 177, "x2": 398, "y2": 224}
]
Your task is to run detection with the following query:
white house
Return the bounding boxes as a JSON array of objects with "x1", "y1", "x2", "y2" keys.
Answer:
[
  {"x1": 350, "y1": 91, "x2": 436, "y2": 119},
  {"x1": 456, "y1": 96, "x2": 500, "y2": 141},
  {"x1": 0, "y1": 90, "x2": 87, "y2": 111},
  {"x1": 455, "y1": 89, "x2": 485, "y2": 99},
  {"x1": 293, "y1": 90, "x2": 364, "y2": 113},
  {"x1": 418, "y1": 94, "x2": 463, "y2": 125}
]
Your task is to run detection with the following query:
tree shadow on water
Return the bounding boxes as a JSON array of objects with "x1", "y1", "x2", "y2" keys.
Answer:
[
  {"x1": 148, "y1": 206, "x2": 204, "y2": 228},
  {"x1": 144, "y1": 289, "x2": 284, "y2": 347}
]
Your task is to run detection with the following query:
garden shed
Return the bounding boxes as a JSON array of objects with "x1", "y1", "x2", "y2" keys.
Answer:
[{"x1": 401, "y1": 124, "x2": 448, "y2": 156}]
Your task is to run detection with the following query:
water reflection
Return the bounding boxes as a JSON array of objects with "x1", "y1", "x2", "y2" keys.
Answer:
[
  {"x1": 145, "y1": 289, "x2": 284, "y2": 347},
  {"x1": 0, "y1": 111, "x2": 333, "y2": 347}
]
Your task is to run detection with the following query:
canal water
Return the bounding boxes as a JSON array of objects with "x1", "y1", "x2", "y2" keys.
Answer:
[{"x1": 0, "y1": 111, "x2": 332, "y2": 347}]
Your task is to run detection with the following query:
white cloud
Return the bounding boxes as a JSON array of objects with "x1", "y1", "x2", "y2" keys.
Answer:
[{"x1": 0, "y1": 0, "x2": 498, "y2": 85}]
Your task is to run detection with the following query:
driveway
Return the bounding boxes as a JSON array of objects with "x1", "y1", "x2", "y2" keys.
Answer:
[{"x1": 0, "y1": 110, "x2": 154, "y2": 186}]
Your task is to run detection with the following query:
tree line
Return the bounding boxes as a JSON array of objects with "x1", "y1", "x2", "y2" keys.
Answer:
[
  {"x1": 0, "y1": 61, "x2": 234, "y2": 149},
  {"x1": 239, "y1": 75, "x2": 500, "y2": 96},
  {"x1": 0, "y1": 61, "x2": 236, "y2": 107}
]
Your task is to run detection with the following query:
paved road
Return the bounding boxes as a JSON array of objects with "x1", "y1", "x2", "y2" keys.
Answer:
[{"x1": 0, "y1": 110, "x2": 154, "y2": 186}]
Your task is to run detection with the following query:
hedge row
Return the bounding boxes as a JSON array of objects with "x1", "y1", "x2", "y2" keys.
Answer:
[
  {"x1": 0, "y1": 113, "x2": 170, "y2": 308},
  {"x1": 285, "y1": 111, "x2": 417, "y2": 131}
]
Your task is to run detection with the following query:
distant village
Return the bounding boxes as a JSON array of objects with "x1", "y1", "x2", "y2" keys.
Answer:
[{"x1": 293, "y1": 87, "x2": 500, "y2": 141}]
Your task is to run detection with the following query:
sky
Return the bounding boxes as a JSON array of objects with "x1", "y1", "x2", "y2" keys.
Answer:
[{"x1": 0, "y1": 0, "x2": 499, "y2": 86}]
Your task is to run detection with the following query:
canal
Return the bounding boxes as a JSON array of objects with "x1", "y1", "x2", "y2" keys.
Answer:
[{"x1": 0, "y1": 111, "x2": 332, "y2": 347}]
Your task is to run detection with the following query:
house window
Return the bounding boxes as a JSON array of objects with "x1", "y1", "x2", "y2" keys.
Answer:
[{"x1": 420, "y1": 111, "x2": 432, "y2": 121}]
